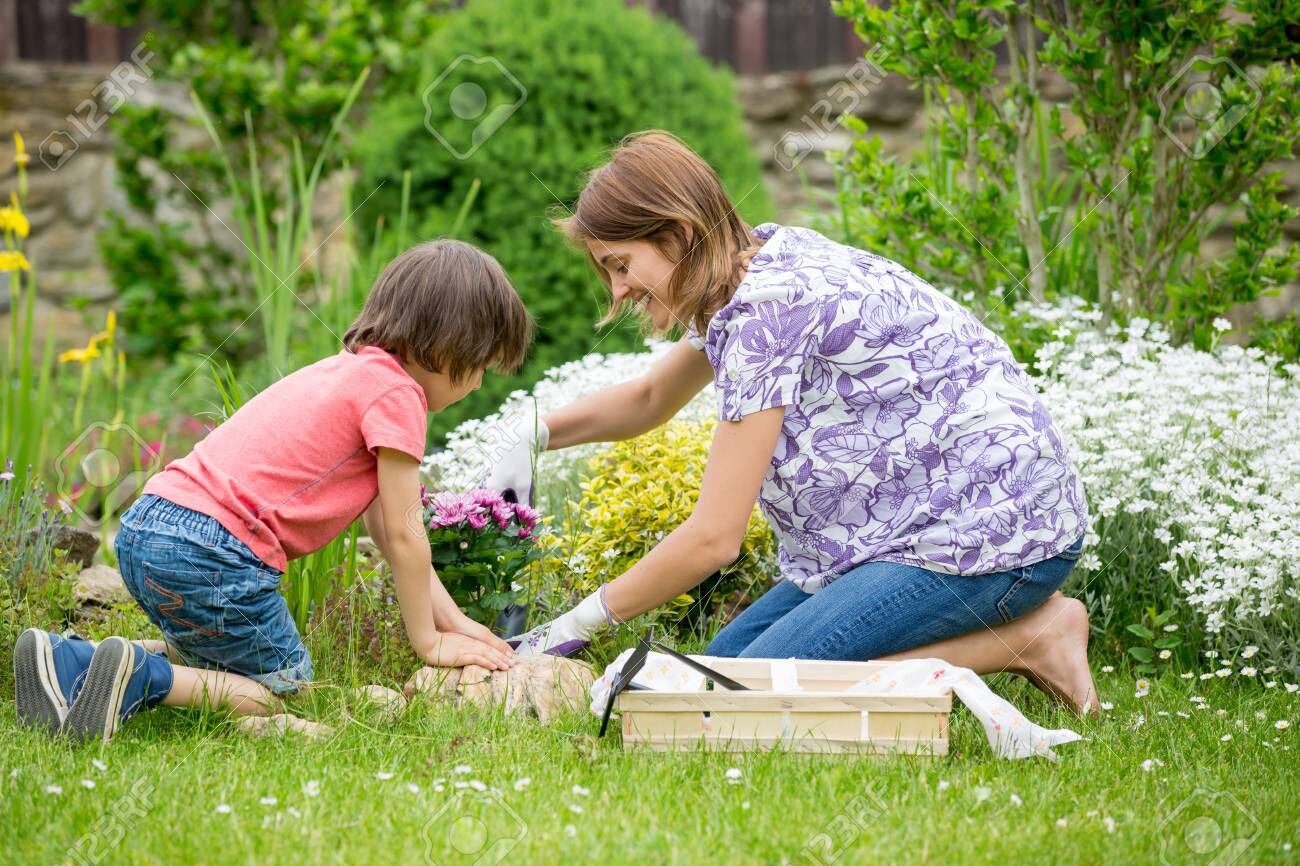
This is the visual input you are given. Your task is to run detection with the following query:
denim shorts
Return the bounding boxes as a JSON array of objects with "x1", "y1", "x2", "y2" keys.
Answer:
[
  {"x1": 115, "y1": 495, "x2": 312, "y2": 694},
  {"x1": 707, "y1": 536, "x2": 1085, "y2": 660}
]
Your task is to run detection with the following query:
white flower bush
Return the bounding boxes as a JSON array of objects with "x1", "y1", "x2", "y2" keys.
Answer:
[
  {"x1": 1037, "y1": 315, "x2": 1299, "y2": 657},
  {"x1": 427, "y1": 308, "x2": 1300, "y2": 666}
]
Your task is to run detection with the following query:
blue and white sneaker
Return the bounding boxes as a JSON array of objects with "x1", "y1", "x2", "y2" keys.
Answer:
[
  {"x1": 12, "y1": 629, "x2": 95, "y2": 734},
  {"x1": 65, "y1": 637, "x2": 173, "y2": 742}
]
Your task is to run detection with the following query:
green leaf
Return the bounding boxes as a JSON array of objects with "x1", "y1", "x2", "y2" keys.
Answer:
[
  {"x1": 1129, "y1": 647, "x2": 1155, "y2": 662},
  {"x1": 1127, "y1": 624, "x2": 1155, "y2": 640}
]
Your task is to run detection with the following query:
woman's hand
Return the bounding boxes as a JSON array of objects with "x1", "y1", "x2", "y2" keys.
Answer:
[
  {"x1": 436, "y1": 608, "x2": 515, "y2": 655},
  {"x1": 484, "y1": 417, "x2": 549, "y2": 505},
  {"x1": 424, "y1": 632, "x2": 515, "y2": 671},
  {"x1": 508, "y1": 588, "x2": 618, "y2": 658}
]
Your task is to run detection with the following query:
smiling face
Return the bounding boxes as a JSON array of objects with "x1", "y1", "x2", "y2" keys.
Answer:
[{"x1": 587, "y1": 238, "x2": 679, "y2": 332}]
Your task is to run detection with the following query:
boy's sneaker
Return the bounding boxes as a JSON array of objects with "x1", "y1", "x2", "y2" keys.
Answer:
[
  {"x1": 13, "y1": 629, "x2": 95, "y2": 734},
  {"x1": 65, "y1": 637, "x2": 172, "y2": 743}
]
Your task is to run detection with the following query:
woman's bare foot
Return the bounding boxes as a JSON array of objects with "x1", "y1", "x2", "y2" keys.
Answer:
[{"x1": 1006, "y1": 593, "x2": 1099, "y2": 716}]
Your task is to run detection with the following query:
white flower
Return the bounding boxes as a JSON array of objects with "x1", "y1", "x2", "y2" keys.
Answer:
[
  {"x1": 44, "y1": 784, "x2": 62, "y2": 795},
  {"x1": 1220, "y1": 734, "x2": 1233, "y2": 742},
  {"x1": 1286, "y1": 684, "x2": 1299, "y2": 693},
  {"x1": 287, "y1": 806, "x2": 302, "y2": 819},
  {"x1": 304, "y1": 780, "x2": 321, "y2": 797},
  {"x1": 1103, "y1": 816, "x2": 1116, "y2": 834},
  {"x1": 569, "y1": 803, "x2": 584, "y2": 814},
  {"x1": 1240, "y1": 667, "x2": 1257, "y2": 677},
  {"x1": 937, "y1": 780, "x2": 951, "y2": 792},
  {"x1": 1212, "y1": 317, "x2": 1233, "y2": 332},
  {"x1": 972, "y1": 786, "x2": 992, "y2": 803},
  {"x1": 725, "y1": 767, "x2": 743, "y2": 785},
  {"x1": 80, "y1": 779, "x2": 95, "y2": 790},
  {"x1": 1163, "y1": 624, "x2": 1179, "y2": 632},
  {"x1": 407, "y1": 783, "x2": 421, "y2": 795},
  {"x1": 1100, "y1": 701, "x2": 1114, "y2": 711},
  {"x1": 571, "y1": 785, "x2": 590, "y2": 797},
  {"x1": 1216, "y1": 668, "x2": 1232, "y2": 678},
  {"x1": 1159, "y1": 650, "x2": 1172, "y2": 660},
  {"x1": 454, "y1": 765, "x2": 472, "y2": 774},
  {"x1": 469, "y1": 780, "x2": 487, "y2": 792},
  {"x1": 1055, "y1": 818, "x2": 1068, "y2": 828},
  {"x1": 564, "y1": 824, "x2": 577, "y2": 838},
  {"x1": 1140, "y1": 758, "x2": 1164, "y2": 772},
  {"x1": 1241, "y1": 645, "x2": 1258, "y2": 658},
  {"x1": 215, "y1": 804, "x2": 232, "y2": 815},
  {"x1": 260, "y1": 796, "x2": 278, "y2": 806},
  {"x1": 1277, "y1": 720, "x2": 1292, "y2": 730},
  {"x1": 375, "y1": 772, "x2": 394, "y2": 781},
  {"x1": 1101, "y1": 665, "x2": 1114, "y2": 673},
  {"x1": 513, "y1": 778, "x2": 531, "y2": 792},
  {"x1": 1009, "y1": 793, "x2": 1023, "y2": 807},
  {"x1": 91, "y1": 759, "x2": 107, "y2": 772},
  {"x1": 1134, "y1": 679, "x2": 1151, "y2": 697},
  {"x1": 1180, "y1": 672, "x2": 1194, "y2": 679}
]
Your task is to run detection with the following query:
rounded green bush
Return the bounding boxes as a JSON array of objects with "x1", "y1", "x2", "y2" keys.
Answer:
[{"x1": 355, "y1": 0, "x2": 771, "y2": 439}]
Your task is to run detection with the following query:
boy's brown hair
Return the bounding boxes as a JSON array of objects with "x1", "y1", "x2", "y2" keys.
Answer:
[{"x1": 343, "y1": 239, "x2": 532, "y2": 382}]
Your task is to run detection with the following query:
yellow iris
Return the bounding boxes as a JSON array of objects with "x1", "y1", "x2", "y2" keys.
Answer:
[
  {"x1": 0, "y1": 205, "x2": 29, "y2": 239},
  {"x1": 0, "y1": 250, "x2": 31, "y2": 272},
  {"x1": 13, "y1": 133, "x2": 28, "y2": 167},
  {"x1": 57, "y1": 311, "x2": 117, "y2": 365}
]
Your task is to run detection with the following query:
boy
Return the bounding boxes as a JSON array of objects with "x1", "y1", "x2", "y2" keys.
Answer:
[{"x1": 13, "y1": 239, "x2": 529, "y2": 741}]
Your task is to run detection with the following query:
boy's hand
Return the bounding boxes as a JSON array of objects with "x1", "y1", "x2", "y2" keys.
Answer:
[
  {"x1": 436, "y1": 609, "x2": 514, "y2": 655},
  {"x1": 424, "y1": 632, "x2": 515, "y2": 671}
]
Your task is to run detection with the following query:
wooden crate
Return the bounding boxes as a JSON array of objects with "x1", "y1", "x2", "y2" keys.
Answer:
[{"x1": 616, "y1": 657, "x2": 951, "y2": 757}]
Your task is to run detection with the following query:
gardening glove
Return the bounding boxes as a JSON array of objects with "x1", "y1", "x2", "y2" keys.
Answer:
[
  {"x1": 508, "y1": 586, "x2": 620, "y2": 658},
  {"x1": 484, "y1": 417, "x2": 549, "y2": 506}
]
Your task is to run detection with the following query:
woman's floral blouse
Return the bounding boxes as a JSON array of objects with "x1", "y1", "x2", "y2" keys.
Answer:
[{"x1": 688, "y1": 224, "x2": 1088, "y2": 592}]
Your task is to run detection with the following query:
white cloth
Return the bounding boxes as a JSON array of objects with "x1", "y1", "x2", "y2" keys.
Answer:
[{"x1": 590, "y1": 651, "x2": 1082, "y2": 761}]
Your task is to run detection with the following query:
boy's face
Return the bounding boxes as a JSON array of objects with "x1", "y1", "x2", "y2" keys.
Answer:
[{"x1": 404, "y1": 362, "x2": 484, "y2": 412}]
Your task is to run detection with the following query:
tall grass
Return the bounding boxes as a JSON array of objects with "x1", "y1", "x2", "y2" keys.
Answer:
[
  {"x1": 0, "y1": 141, "x2": 55, "y2": 485},
  {"x1": 194, "y1": 69, "x2": 370, "y2": 376}
]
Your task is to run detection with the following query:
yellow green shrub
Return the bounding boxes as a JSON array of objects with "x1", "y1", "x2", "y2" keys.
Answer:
[{"x1": 535, "y1": 417, "x2": 778, "y2": 636}]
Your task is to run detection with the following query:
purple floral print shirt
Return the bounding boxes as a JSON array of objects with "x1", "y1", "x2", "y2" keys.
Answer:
[{"x1": 688, "y1": 224, "x2": 1088, "y2": 592}]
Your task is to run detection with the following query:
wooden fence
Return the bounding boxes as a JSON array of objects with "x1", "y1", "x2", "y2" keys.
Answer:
[{"x1": 0, "y1": 0, "x2": 863, "y2": 74}]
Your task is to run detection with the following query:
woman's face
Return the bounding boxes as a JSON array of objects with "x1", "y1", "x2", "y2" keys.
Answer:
[{"x1": 587, "y1": 238, "x2": 678, "y2": 332}]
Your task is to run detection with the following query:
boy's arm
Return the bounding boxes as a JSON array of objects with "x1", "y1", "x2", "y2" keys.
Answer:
[
  {"x1": 375, "y1": 448, "x2": 513, "y2": 670},
  {"x1": 362, "y1": 498, "x2": 512, "y2": 653}
]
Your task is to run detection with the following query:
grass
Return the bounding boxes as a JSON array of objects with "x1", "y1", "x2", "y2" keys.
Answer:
[{"x1": 0, "y1": 646, "x2": 1295, "y2": 865}]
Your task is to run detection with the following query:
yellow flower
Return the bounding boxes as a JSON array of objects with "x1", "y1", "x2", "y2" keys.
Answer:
[
  {"x1": 0, "y1": 250, "x2": 31, "y2": 272},
  {"x1": 13, "y1": 133, "x2": 28, "y2": 167},
  {"x1": 0, "y1": 205, "x2": 29, "y2": 239},
  {"x1": 104, "y1": 309, "x2": 117, "y2": 336},
  {"x1": 58, "y1": 345, "x2": 102, "y2": 365}
]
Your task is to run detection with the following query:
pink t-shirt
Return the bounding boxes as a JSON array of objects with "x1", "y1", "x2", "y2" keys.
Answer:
[{"x1": 144, "y1": 346, "x2": 428, "y2": 571}]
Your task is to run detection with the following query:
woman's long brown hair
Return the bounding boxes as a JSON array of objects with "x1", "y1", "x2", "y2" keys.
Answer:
[{"x1": 554, "y1": 130, "x2": 760, "y2": 336}]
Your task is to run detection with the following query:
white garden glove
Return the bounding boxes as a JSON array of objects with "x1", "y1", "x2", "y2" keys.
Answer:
[
  {"x1": 508, "y1": 586, "x2": 621, "y2": 658},
  {"x1": 484, "y1": 417, "x2": 549, "y2": 506}
]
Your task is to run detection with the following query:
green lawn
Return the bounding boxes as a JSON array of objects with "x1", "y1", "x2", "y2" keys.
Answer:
[{"x1": 0, "y1": 665, "x2": 1294, "y2": 865}]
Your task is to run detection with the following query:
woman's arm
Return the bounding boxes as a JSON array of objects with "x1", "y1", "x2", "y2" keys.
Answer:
[
  {"x1": 544, "y1": 339, "x2": 714, "y2": 449},
  {"x1": 509, "y1": 406, "x2": 784, "y2": 656},
  {"x1": 602, "y1": 405, "x2": 785, "y2": 617}
]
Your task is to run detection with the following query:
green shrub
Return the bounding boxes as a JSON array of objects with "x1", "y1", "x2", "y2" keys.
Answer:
[
  {"x1": 355, "y1": 0, "x2": 771, "y2": 440},
  {"x1": 831, "y1": 0, "x2": 1300, "y2": 347}
]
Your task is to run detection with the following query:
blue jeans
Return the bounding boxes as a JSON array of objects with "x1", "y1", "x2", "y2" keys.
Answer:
[
  {"x1": 707, "y1": 536, "x2": 1084, "y2": 660},
  {"x1": 115, "y1": 495, "x2": 312, "y2": 694}
]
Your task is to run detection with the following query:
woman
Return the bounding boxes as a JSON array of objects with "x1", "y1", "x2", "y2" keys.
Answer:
[{"x1": 493, "y1": 131, "x2": 1097, "y2": 713}]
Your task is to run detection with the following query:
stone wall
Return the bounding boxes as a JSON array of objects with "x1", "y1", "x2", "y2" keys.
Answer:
[{"x1": 2, "y1": 60, "x2": 1298, "y2": 353}]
